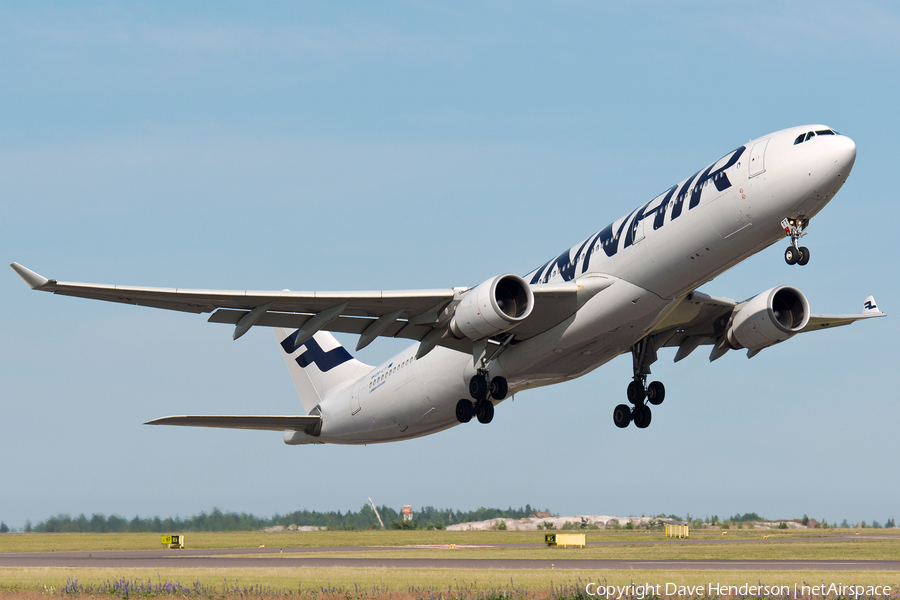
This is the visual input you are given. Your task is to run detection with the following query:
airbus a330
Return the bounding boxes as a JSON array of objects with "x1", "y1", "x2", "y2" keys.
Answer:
[{"x1": 12, "y1": 124, "x2": 883, "y2": 444}]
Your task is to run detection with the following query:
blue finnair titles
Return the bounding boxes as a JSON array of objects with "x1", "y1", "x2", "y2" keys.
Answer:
[{"x1": 529, "y1": 145, "x2": 745, "y2": 285}]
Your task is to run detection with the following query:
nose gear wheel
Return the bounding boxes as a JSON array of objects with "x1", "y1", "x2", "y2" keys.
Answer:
[{"x1": 782, "y1": 218, "x2": 810, "y2": 266}]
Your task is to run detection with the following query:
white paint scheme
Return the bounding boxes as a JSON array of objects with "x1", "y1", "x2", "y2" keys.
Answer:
[{"x1": 10, "y1": 125, "x2": 884, "y2": 445}]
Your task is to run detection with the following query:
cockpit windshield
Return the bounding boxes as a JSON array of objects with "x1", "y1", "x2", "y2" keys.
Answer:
[{"x1": 794, "y1": 129, "x2": 839, "y2": 145}]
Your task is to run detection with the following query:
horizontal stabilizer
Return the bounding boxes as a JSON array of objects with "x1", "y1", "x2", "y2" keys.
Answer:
[{"x1": 145, "y1": 414, "x2": 321, "y2": 431}]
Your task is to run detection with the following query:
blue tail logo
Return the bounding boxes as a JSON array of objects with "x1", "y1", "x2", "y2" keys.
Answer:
[{"x1": 281, "y1": 334, "x2": 352, "y2": 373}]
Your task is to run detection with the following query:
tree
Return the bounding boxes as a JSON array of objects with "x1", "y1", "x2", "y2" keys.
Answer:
[{"x1": 0, "y1": 522, "x2": 8, "y2": 533}]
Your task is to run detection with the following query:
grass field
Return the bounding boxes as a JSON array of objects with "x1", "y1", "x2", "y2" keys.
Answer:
[
  {"x1": 2, "y1": 528, "x2": 897, "y2": 553},
  {"x1": 0, "y1": 529, "x2": 898, "y2": 598}
]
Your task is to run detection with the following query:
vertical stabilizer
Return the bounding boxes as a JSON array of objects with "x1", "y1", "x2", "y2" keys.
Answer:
[{"x1": 275, "y1": 328, "x2": 373, "y2": 414}]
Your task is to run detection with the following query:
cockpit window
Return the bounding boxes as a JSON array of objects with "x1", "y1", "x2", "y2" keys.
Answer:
[{"x1": 795, "y1": 128, "x2": 839, "y2": 145}]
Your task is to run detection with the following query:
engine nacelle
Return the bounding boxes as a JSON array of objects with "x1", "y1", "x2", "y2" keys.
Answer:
[
  {"x1": 726, "y1": 286, "x2": 810, "y2": 352},
  {"x1": 449, "y1": 274, "x2": 534, "y2": 340}
]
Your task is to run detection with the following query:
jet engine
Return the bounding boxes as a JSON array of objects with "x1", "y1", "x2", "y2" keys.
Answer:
[
  {"x1": 725, "y1": 286, "x2": 810, "y2": 352},
  {"x1": 449, "y1": 274, "x2": 534, "y2": 340}
]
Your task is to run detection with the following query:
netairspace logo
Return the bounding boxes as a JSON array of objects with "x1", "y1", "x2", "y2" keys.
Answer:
[{"x1": 583, "y1": 581, "x2": 893, "y2": 599}]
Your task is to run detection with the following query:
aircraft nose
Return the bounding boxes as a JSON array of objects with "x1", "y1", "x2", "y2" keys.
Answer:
[{"x1": 833, "y1": 134, "x2": 857, "y2": 174}]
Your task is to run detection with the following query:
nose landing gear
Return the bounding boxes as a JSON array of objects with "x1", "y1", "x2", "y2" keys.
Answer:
[{"x1": 782, "y1": 218, "x2": 810, "y2": 266}]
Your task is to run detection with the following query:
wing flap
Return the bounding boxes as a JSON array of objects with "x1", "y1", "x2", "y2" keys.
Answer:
[{"x1": 145, "y1": 415, "x2": 321, "y2": 431}]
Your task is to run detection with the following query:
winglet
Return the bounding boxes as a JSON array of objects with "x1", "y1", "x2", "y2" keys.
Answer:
[
  {"x1": 10, "y1": 263, "x2": 51, "y2": 289},
  {"x1": 863, "y1": 295, "x2": 884, "y2": 316}
]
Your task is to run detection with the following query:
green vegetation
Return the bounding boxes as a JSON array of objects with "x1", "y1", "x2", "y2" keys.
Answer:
[
  {"x1": 731, "y1": 512, "x2": 762, "y2": 521},
  {"x1": 3, "y1": 527, "x2": 900, "y2": 557},
  {"x1": 3, "y1": 567, "x2": 897, "y2": 598},
  {"x1": 1, "y1": 529, "x2": 899, "y2": 597},
  {"x1": 8, "y1": 507, "x2": 896, "y2": 535},
  {"x1": 20, "y1": 505, "x2": 548, "y2": 534}
]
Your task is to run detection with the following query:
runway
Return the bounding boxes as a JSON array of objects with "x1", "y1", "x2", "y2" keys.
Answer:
[{"x1": 1, "y1": 545, "x2": 898, "y2": 571}]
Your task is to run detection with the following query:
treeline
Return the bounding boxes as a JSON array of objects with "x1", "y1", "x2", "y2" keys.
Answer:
[{"x1": 15, "y1": 504, "x2": 549, "y2": 533}]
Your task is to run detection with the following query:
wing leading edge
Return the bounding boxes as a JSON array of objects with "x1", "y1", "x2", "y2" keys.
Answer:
[{"x1": 9, "y1": 263, "x2": 606, "y2": 359}]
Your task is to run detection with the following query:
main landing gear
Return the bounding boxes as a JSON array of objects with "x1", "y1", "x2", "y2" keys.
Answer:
[
  {"x1": 614, "y1": 338, "x2": 665, "y2": 429},
  {"x1": 782, "y1": 218, "x2": 810, "y2": 266},
  {"x1": 456, "y1": 371, "x2": 508, "y2": 425},
  {"x1": 457, "y1": 336, "x2": 514, "y2": 425}
]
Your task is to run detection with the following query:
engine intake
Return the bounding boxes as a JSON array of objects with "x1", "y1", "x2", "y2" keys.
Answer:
[
  {"x1": 449, "y1": 274, "x2": 534, "y2": 340},
  {"x1": 726, "y1": 286, "x2": 810, "y2": 352}
]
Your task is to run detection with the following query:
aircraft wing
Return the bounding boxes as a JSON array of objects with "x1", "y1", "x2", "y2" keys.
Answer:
[
  {"x1": 10, "y1": 263, "x2": 603, "y2": 357},
  {"x1": 801, "y1": 300, "x2": 886, "y2": 332},
  {"x1": 145, "y1": 415, "x2": 321, "y2": 432},
  {"x1": 650, "y1": 291, "x2": 884, "y2": 362}
]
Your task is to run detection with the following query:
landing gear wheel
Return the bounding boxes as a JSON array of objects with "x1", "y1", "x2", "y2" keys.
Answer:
[
  {"x1": 784, "y1": 246, "x2": 800, "y2": 265},
  {"x1": 633, "y1": 405, "x2": 652, "y2": 429},
  {"x1": 475, "y1": 401, "x2": 494, "y2": 424},
  {"x1": 489, "y1": 376, "x2": 508, "y2": 400},
  {"x1": 626, "y1": 380, "x2": 646, "y2": 404},
  {"x1": 469, "y1": 375, "x2": 488, "y2": 401},
  {"x1": 797, "y1": 246, "x2": 810, "y2": 266},
  {"x1": 613, "y1": 404, "x2": 632, "y2": 428},
  {"x1": 455, "y1": 399, "x2": 473, "y2": 423},
  {"x1": 647, "y1": 381, "x2": 665, "y2": 405}
]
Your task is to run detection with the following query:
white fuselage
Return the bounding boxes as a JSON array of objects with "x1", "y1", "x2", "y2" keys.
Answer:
[{"x1": 294, "y1": 125, "x2": 856, "y2": 445}]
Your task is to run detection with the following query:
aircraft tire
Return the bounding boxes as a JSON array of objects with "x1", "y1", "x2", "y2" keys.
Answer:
[
  {"x1": 633, "y1": 405, "x2": 652, "y2": 429},
  {"x1": 798, "y1": 246, "x2": 810, "y2": 266},
  {"x1": 490, "y1": 376, "x2": 508, "y2": 400},
  {"x1": 784, "y1": 246, "x2": 800, "y2": 265},
  {"x1": 647, "y1": 381, "x2": 665, "y2": 405},
  {"x1": 469, "y1": 375, "x2": 488, "y2": 401},
  {"x1": 456, "y1": 399, "x2": 474, "y2": 423},
  {"x1": 476, "y1": 401, "x2": 494, "y2": 424},
  {"x1": 613, "y1": 404, "x2": 632, "y2": 428},
  {"x1": 626, "y1": 380, "x2": 645, "y2": 404}
]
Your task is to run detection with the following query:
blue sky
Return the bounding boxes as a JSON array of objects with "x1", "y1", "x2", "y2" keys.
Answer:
[{"x1": 2, "y1": 1, "x2": 898, "y2": 530}]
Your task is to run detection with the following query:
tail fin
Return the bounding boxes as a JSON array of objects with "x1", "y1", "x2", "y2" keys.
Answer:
[{"x1": 275, "y1": 328, "x2": 373, "y2": 414}]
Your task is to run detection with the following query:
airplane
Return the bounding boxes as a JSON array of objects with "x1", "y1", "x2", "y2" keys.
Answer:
[{"x1": 11, "y1": 124, "x2": 885, "y2": 445}]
